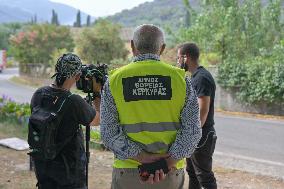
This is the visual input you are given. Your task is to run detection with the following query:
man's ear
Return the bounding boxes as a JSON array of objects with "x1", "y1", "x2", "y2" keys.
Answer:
[
  {"x1": 131, "y1": 40, "x2": 137, "y2": 56},
  {"x1": 159, "y1": 44, "x2": 166, "y2": 55},
  {"x1": 186, "y1": 54, "x2": 192, "y2": 64}
]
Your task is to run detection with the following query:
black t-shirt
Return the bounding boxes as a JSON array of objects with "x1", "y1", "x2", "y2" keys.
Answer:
[
  {"x1": 191, "y1": 66, "x2": 216, "y2": 130},
  {"x1": 30, "y1": 86, "x2": 96, "y2": 165}
]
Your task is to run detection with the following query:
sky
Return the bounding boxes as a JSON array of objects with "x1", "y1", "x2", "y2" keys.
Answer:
[{"x1": 50, "y1": 0, "x2": 154, "y2": 17}]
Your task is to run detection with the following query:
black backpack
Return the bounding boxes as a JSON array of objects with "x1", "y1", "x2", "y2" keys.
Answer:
[{"x1": 28, "y1": 91, "x2": 74, "y2": 161}]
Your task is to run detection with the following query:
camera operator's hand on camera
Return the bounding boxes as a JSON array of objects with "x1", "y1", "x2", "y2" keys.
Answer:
[
  {"x1": 90, "y1": 96, "x2": 100, "y2": 126},
  {"x1": 90, "y1": 78, "x2": 102, "y2": 126},
  {"x1": 92, "y1": 78, "x2": 102, "y2": 93},
  {"x1": 93, "y1": 97, "x2": 101, "y2": 113}
]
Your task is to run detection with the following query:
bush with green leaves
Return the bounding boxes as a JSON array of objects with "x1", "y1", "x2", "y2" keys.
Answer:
[
  {"x1": 176, "y1": 0, "x2": 283, "y2": 105},
  {"x1": 218, "y1": 41, "x2": 284, "y2": 104},
  {"x1": 0, "y1": 95, "x2": 30, "y2": 125},
  {"x1": 0, "y1": 23, "x2": 24, "y2": 52},
  {"x1": 0, "y1": 25, "x2": 11, "y2": 50},
  {"x1": 90, "y1": 129, "x2": 101, "y2": 142},
  {"x1": 75, "y1": 20, "x2": 128, "y2": 64},
  {"x1": 9, "y1": 24, "x2": 74, "y2": 64},
  {"x1": 177, "y1": 0, "x2": 283, "y2": 60}
]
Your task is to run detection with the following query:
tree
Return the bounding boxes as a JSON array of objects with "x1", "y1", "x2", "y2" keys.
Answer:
[
  {"x1": 76, "y1": 20, "x2": 128, "y2": 64},
  {"x1": 30, "y1": 14, "x2": 37, "y2": 25},
  {"x1": 0, "y1": 26, "x2": 10, "y2": 50},
  {"x1": 51, "y1": 10, "x2": 56, "y2": 24},
  {"x1": 5, "y1": 23, "x2": 22, "y2": 33},
  {"x1": 10, "y1": 24, "x2": 74, "y2": 64},
  {"x1": 0, "y1": 23, "x2": 23, "y2": 51},
  {"x1": 183, "y1": 0, "x2": 191, "y2": 27},
  {"x1": 34, "y1": 15, "x2": 37, "y2": 24},
  {"x1": 74, "y1": 10, "x2": 81, "y2": 27},
  {"x1": 175, "y1": 0, "x2": 284, "y2": 104},
  {"x1": 51, "y1": 9, "x2": 59, "y2": 26},
  {"x1": 55, "y1": 13, "x2": 59, "y2": 26},
  {"x1": 86, "y1": 15, "x2": 91, "y2": 27}
]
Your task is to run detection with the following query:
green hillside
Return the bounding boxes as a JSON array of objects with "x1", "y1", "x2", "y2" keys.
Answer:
[
  {"x1": 107, "y1": 0, "x2": 281, "y2": 29},
  {"x1": 107, "y1": 0, "x2": 199, "y2": 29}
]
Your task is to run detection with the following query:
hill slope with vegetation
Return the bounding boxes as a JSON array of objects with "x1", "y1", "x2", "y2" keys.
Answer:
[
  {"x1": 107, "y1": 0, "x2": 281, "y2": 28},
  {"x1": 0, "y1": 0, "x2": 90, "y2": 24},
  {"x1": 107, "y1": 0, "x2": 199, "y2": 28}
]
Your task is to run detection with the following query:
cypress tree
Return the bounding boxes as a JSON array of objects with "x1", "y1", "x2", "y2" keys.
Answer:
[
  {"x1": 86, "y1": 15, "x2": 91, "y2": 27},
  {"x1": 74, "y1": 10, "x2": 81, "y2": 27},
  {"x1": 55, "y1": 13, "x2": 60, "y2": 26},
  {"x1": 34, "y1": 14, "x2": 37, "y2": 24},
  {"x1": 51, "y1": 9, "x2": 56, "y2": 25}
]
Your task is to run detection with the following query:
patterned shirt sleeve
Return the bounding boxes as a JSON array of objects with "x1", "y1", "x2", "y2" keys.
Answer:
[
  {"x1": 168, "y1": 76, "x2": 202, "y2": 159},
  {"x1": 100, "y1": 80, "x2": 143, "y2": 160}
]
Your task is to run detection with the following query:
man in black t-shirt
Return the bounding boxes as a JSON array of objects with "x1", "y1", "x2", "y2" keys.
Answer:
[
  {"x1": 30, "y1": 53, "x2": 101, "y2": 189},
  {"x1": 177, "y1": 43, "x2": 217, "y2": 189}
]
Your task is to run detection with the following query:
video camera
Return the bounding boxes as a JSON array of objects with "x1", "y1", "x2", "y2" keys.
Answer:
[
  {"x1": 76, "y1": 63, "x2": 108, "y2": 94},
  {"x1": 75, "y1": 63, "x2": 108, "y2": 187}
]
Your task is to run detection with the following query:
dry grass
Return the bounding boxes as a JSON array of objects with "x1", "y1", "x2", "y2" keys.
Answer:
[
  {"x1": 0, "y1": 145, "x2": 284, "y2": 189},
  {"x1": 216, "y1": 109, "x2": 284, "y2": 121}
]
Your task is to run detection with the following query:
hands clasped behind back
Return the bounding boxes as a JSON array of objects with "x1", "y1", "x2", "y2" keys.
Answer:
[{"x1": 133, "y1": 151, "x2": 180, "y2": 184}]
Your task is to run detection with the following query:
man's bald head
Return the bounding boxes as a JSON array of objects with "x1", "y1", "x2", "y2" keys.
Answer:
[{"x1": 132, "y1": 24, "x2": 165, "y2": 55}]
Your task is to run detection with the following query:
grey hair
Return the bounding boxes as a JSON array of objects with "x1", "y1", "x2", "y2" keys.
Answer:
[{"x1": 133, "y1": 24, "x2": 165, "y2": 54}]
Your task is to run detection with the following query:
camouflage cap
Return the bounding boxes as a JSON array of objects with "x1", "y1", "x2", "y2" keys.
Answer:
[{"x1": 51, "y1": 53, "x2": 82, "y2": 79}]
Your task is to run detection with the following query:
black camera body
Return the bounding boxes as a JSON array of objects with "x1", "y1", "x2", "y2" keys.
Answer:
[{"x1": 76, "y1": 63, "x2": 108, "y2": 93}]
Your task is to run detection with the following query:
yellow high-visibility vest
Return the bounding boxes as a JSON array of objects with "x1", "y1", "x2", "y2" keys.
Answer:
[{"x1": 109, "y1": 60, "x2": 186, "y2": 169}]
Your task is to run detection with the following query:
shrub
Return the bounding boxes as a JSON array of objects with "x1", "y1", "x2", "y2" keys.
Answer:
[
  {"x1": 0, "y1": 95, "x2": 30, "y2": 125},
  {"x1": 75, "y1": 20, "x2": 128, "y2": 64},
  {"x1": 218, "y1": 41, "x2": 284, "y2": 104},
  {"x1": 9, "y1": 24, "x2": 74, "y2": 64},
  {"x1": 90, "y1": 129, "x2": 101, "y2": 142}
]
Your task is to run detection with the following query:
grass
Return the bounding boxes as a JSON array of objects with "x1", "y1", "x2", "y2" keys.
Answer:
[
  {"x1": 0, "y1": 118, "x2": 28, "y2": 139},
  {"x1": 216, "y1": 108, "x2": 284, "y2": 121},
  {"x1": 10, "y1": 76, "x2": 41, "y2": 88},
  {"x1": 0, "y1": 117, "x2": 104, "y2": 150},
  {"x1": 10, "y1": 76, "x2": 86, "y2": 96}
]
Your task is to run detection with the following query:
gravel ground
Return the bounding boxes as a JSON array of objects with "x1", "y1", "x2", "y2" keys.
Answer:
[{"x1": 0, "y1": 147, "x2": 284, "y2": 189}]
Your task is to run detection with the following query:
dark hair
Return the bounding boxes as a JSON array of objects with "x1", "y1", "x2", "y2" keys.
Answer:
[
  {"x1": 178, "y1": 42, "x2": 200, "y2": 62},
  {"x1": 55, "y1": 75, "x2": 67, "y2": 87}
]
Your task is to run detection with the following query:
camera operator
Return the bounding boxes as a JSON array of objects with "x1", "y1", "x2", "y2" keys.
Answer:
[{"x1": 29, "y1": 53, "x2": 101, "y2": 189}]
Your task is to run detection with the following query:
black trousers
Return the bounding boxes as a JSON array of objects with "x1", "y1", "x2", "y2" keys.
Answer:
[
  {"x1": 186, "y1": 128, "x2": 217, "y2": 189},
  {"x1": 33, "y1": 158, "x2": 86, "y2": 189}
]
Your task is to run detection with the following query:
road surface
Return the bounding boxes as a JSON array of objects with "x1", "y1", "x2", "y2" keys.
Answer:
[
  {"x1": 1, "y1": 68, "x2": 284, "y2": 179},
  {"x1": 0, "y1": 68, "x2": 34, "y2": 103},
  {"x1": 214, "y1": 114, "x2": 284, "y2": 179}
]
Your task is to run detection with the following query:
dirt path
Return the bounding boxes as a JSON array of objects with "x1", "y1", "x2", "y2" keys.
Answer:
[{"x1": 0, "y1": 147, "x2": 284, "y2": 189}]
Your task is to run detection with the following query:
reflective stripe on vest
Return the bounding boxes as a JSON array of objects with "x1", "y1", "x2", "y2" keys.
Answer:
[
  {"x1": 122, "y1": 122, "x2": 181, "y2": 153},
  {"x1": 122, "y1": 122, "x2": 181, "y2": 133}
]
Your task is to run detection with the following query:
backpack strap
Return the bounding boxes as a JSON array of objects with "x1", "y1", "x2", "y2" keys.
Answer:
[
  {"x1": 56, "y1": 93, "x2": 74, "y2": 113},
  {"x1": 53, "y1": 93, "x2": 81, "y2": 156},
  {"x1": 37, "y1": 89, "x2": 72, "y2": 112}
]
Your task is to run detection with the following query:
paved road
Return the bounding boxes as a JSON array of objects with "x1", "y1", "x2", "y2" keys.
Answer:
[
  {"x1": 214, "y1": 114, "x2": 284, "y2": 179},
  {"x1": 1, "y1": 68, "x2": 284, "y2": 179},
  {"x1": 0, "y1": 67, "x2": 19, "y2": 80},
  {"x1": 0, "y1": 68, "x2": 34, "y2": 103}
]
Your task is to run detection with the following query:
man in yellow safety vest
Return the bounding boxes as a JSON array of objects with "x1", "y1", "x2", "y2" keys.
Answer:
[{"x1": 100, "y1": 24, "x2": 201, "y2": 189}]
